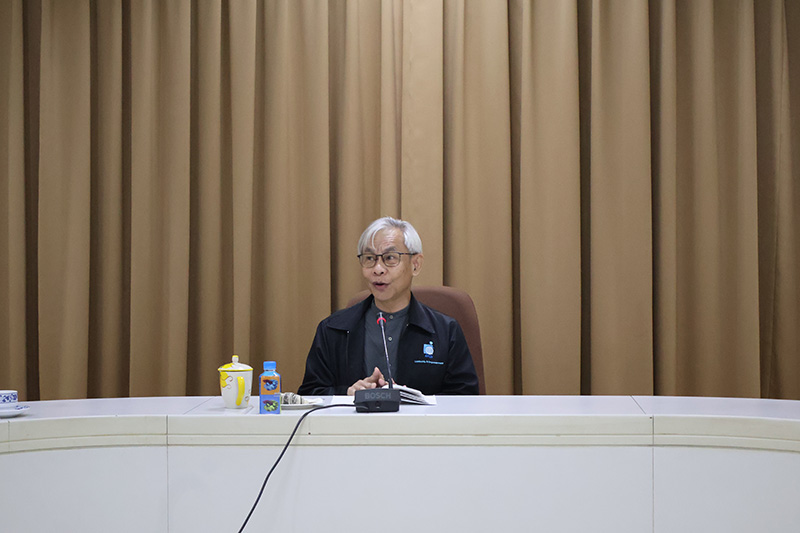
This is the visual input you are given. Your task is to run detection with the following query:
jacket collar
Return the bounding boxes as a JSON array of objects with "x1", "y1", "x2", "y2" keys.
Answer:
[{"x1": 328, "y1": 292, "x2": 434, "y2": 335}]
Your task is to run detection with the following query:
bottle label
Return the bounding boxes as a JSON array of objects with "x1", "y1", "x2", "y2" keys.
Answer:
[
  {"x1": 261, "y1": 376, "x2": 280, "y2": 394},
  {"x1": 260, "y1": 394, "x2": 280, "y2": 413},
  {"x1": 260, "y1": 376, "x2": 281, "y2": 414}
]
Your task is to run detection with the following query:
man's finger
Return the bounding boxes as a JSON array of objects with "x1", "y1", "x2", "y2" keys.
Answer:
[{"x1": 364, "y1": 368, "x2": 382, "y2": 383}]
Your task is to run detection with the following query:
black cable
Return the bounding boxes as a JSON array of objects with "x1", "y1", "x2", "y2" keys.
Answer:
[{"x1": 237, "y1": 403, "x2": 353, "y2": 533}]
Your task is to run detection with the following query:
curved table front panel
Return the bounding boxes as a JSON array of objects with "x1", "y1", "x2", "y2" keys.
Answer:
[{"x1": 1, "y1": 395, "x2": 799, "y2": 533}]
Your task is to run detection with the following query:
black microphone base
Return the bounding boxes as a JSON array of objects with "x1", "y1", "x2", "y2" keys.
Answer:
[{"x1": 354, "y1": 388, "x2": 401, "y2": 412}]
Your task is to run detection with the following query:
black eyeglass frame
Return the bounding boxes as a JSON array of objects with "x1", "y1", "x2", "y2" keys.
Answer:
[{"x1": 357, "y1": 252, "x2": 417, "y2": 268}]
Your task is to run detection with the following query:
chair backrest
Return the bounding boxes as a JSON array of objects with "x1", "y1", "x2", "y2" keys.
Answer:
[{"x1": 346, "y1": 286, "x2": 485, "y2": 394}]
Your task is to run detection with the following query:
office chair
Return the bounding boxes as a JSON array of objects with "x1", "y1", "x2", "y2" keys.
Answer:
[{"x1": 346, "y1": 286, "x2": 486, "y2": 394}]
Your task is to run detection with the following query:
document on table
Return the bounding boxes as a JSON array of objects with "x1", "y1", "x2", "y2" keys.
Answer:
[{"x1": 389, "y1": 384, "x2": 437, "y2": 405}]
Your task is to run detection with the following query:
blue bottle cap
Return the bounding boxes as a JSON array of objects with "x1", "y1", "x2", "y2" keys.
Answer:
[{"x1": 264, "y1": 361, "x2": 276, "y2": 371}]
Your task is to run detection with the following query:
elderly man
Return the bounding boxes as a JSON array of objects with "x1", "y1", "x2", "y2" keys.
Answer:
[{"x1": 298, "y1": 217, "x2": 479, "y2": 396}]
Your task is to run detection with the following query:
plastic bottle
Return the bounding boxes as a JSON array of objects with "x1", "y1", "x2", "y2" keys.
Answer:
[{"x1": 259, "y1": 361, "x2": 281, "y2": 414}]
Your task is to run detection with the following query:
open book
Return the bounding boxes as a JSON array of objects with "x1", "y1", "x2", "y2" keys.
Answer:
[{"x1": 382, "y1": 384, "x2": 436, "y2": 405}]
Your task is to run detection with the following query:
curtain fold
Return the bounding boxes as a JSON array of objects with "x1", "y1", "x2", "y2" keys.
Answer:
[
  {"x1": 226, "y1": 0, "x2": 257, "y2": 371},
  {"x1": 0, "y1": 0, "x2": 27, "y2": 398},
  {"x1": 582, "y1": 0, "x2": 654, "y2": 394},
  {"x1": 249, "y1": 0, "x2": 333, "y2": 392},
  {"x1": 88, "y1": 0, "x2": 127, "y2": 398},
  {"x1": 511, "y1": 0, "x2": 582, "y2": 395},
  {"x1": 2, "y1": 0, "x2": 799, "y2": 400},
  {"x1": 38, "y1": 0, "x2": 92, "y2": 399},
  {"x1": 399, "y1": 0, "x2": 445, "y2": 286},
  {"x1": 187, "y1": 0, "x2": 231, "y2": 397},
  {"x1": 128, "y1": 0, "x2": 192, "y2": 396},
  {"x1": 651, "y1": 0, "x2": 680, "y2": 398},
  {"x1": 765, "y1": 0, "x2": 800, "y2": 399},
  {"x1": 444, "y1": 0, "x2": 514, "y2": 394},
  {"x1": 669, "y1": 0, "x2": 761, "y2": 396},
  {"x1": 329, "y1": 0, "x2": 383, "y2": 309}
]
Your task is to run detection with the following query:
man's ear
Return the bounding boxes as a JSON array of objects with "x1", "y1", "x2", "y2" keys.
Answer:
[{"x1": 411, "y1": 254, "x2": 424, "y2": 276}]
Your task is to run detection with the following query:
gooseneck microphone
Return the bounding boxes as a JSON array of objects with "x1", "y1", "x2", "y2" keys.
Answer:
[
  {"x1": 354, "y1": 312, "x2": 401, "y2": 412},
  {"x1": 377, "y1": 313, "x2": 395, "y2": 389}
]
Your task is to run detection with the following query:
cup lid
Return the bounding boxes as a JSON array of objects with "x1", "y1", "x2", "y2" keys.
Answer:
[{"x1": 218, "y1": 355, "x2": 252, "y2": 372}]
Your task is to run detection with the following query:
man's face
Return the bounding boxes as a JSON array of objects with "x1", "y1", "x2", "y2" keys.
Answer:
[{"x1": 361, "y1": 228, "x2": 423, "y2": 313}]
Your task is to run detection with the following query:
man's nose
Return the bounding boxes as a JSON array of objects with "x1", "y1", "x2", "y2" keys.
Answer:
[{"x1": 371, "y1": 258, "x2": 387, "y2": 274}]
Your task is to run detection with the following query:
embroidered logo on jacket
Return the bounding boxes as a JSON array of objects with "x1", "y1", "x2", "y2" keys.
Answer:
[
  {"x1": 415, "y1": 341, "x2": 443, "y2": 365},
  {"x1": 423, "y1": 341, "x2": 434, "y2": 358}
]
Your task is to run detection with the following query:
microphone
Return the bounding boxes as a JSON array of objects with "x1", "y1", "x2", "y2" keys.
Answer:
[
  {"x1": 354, "y1": 312, "x2": 401, "y2": 412},
  {"x1": 377, "y1": 313, "x2": 395, "y2": 390}
]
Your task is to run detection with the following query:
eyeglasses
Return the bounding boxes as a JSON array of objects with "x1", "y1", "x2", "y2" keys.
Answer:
[{"x1": 357, "y1": 252, "x2": 416, "y2": 268}]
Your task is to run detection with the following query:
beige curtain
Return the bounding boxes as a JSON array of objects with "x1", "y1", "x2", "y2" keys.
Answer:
[{"x1": 1, "y1": 0, "x2": 798, "y2": 401}]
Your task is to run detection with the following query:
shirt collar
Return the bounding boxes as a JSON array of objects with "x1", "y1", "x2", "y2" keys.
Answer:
[{"x1": 328, "y1": 292, "x2": 434, "y2": 335}]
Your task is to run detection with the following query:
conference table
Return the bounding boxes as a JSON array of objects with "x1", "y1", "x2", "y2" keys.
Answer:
[{"x1": 1, "y1": 395, "x2": 799, "y2": 532}]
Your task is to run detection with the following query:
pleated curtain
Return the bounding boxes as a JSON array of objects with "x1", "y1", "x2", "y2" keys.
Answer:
[{"x1": 1, "y1": 0, "x2": 798, "y2": 401}]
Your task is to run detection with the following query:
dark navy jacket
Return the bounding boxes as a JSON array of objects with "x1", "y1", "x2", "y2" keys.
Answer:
[{"x1": 298, "y1": 293, "x2": 479, "y2": 396}]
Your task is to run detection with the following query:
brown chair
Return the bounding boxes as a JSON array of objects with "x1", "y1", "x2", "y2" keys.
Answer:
[{"x1": 346, "y1": 286, "x2": 486, "y2": 394}]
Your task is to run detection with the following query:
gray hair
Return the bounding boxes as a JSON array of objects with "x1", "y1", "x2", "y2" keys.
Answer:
[{"x1": 357, "y1": 217, "x2": 423, "y2": 255}]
